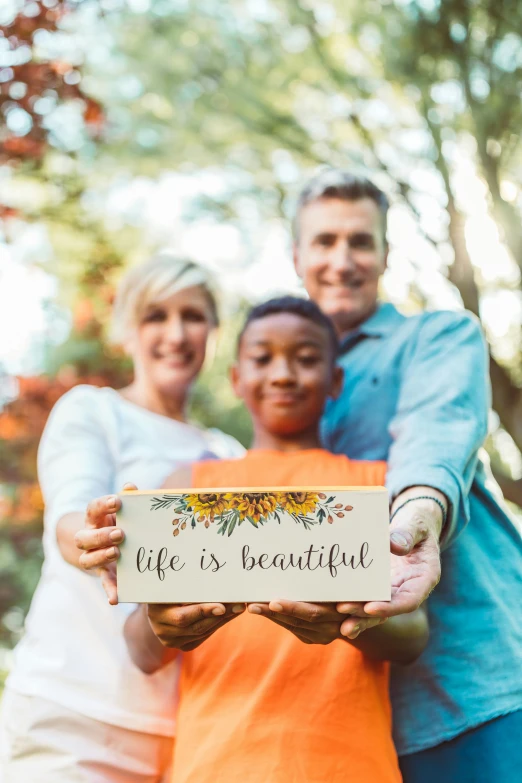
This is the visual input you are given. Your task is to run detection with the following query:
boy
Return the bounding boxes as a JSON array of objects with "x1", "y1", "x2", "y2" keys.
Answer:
[{"x1": 78, "y1": 296, "x2": 428, "y2": 783}]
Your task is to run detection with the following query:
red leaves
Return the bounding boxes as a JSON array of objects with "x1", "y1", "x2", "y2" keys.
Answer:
[
  {"x1": 0, "y1": 1, "x2": 104, "y2": 165},
  {"x1": 0, "y1": 374, "x2": 107, "y2": 445},
  {"x1": 2, "y1": 135, "x2": 45, "y2": 159},
  {"x1": 10, "y1": 483, "x2": 44, "y2": 525},
  {"x1": 84, "y1": 98, "x2": 104, "y2": 130},
  {"x1": 0, "y1": 205, "x2": 19, "y2": 219},
  {"x1": 4, "y1": 1, "x2": 64, "y2": 43}
]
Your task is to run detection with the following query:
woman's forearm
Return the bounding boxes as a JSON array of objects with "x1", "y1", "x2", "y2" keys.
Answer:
[
  {"x1": 56, "y1": 512, "x2": 86, "y2": 568},
  {"x1": 348, "y1": 606, "x2": 429, "y2": 665},
  {"x1": 124, "y1": 605, "x2": 177, "y2": 674}
]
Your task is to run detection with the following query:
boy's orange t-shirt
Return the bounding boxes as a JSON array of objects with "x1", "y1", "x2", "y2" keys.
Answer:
[{"x1": 171, "y1": 449, "x2": 400, "y2": 783}]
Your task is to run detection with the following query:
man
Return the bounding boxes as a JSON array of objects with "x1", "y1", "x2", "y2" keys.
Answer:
[{"x1": 293, "y1": 169, "x2": 522, "y2": 783}]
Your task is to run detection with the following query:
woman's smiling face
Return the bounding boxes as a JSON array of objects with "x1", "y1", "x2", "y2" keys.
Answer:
[{"x1": 127, "y1": 285, "x2": 215, "y2": 397}]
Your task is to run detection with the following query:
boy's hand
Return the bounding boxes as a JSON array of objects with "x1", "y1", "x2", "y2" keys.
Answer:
[
  {"x1": 148, "y1": 603, "x2": 245, "y2": 651},
  {"x1": 247, "y1": 600, "x2": 383, "y2": 644},
  {"x1": 74, "y1": 483, "x2": 136, "y2": 605}
]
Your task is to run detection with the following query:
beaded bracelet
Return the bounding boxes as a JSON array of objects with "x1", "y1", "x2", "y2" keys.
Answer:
[{"x1": 389, "y1": 495, "x2": 447, "y2": 527}]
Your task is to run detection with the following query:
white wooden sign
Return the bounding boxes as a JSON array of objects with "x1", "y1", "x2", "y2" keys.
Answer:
[{"x1": 116, "y1": 487, "x2": 391, "y2": 603}]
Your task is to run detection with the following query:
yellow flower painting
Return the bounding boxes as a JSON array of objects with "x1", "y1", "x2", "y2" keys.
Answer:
[
  {"x1": 150, "y1": 490, "x2": 352, "y2": 537},
  {"x1": 184, "y1": 493, "x2": 229, "y2": 522},
  {"x1": 277, "y1": 492, "x2": 319, "y2": 517},
  {"x1": 228, "y1": 492, "x2": 278, "y2": 525}
]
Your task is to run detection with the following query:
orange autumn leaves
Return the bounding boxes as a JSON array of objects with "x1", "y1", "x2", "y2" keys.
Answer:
[
  {"x1": 0, "y1": 484, "x2": 44, "y2": 527},
  {"x1": 0, "y1": 374, "x2": 116, "y2": 529},
  {"x1": 0, "y1": 376, "x2": 64, "y2": 529}
]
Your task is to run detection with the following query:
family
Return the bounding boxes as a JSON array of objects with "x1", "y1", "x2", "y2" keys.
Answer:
[{"x1": 1, "y1": 169, "x2": 521, "y2": 783}]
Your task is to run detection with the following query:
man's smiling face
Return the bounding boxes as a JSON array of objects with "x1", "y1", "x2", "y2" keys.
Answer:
[{"x1": 294, "y1": 197, "x2": 388, "y2": 337}]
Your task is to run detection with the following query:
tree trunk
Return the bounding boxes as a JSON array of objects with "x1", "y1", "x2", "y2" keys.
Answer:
[
  {"x1": 491, "y1": 467, "x2": 522, "y2": 510},
  {"x1": 425, "y1": 100, "x2": 522, "y2": 456}
]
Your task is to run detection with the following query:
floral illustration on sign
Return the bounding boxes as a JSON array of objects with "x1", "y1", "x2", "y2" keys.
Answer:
[{"x1": 149, "y1": 492, "x2": 353, "y2": 537}]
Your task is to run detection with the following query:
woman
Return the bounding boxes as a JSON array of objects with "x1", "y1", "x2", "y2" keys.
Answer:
[{"x1": 0, "y1": 255, "x2": 244, "y2": 783}]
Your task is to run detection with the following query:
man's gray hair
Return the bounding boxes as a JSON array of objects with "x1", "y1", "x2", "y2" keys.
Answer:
[{"x1": 293, "y1": 168, "x2": 389, "y2": 241}]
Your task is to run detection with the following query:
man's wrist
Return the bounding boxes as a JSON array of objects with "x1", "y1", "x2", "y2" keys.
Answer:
[{"x1": 391, "y1": 486, "x2": 448, "y2": 540}]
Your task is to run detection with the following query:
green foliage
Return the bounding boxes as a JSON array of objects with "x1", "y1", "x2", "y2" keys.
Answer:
[
  {"x1": 0, "y1": 526, "x2": 43, "y2": 649},
  {"x1": 84, "y1": 0, "x2": 522, "y2": 455},
  {"x1": 46, "y1": 327, "x2": 133, "y2": 387},
  {"x1": 190, "y1": 304, "x2": 253, "y2": 447}
]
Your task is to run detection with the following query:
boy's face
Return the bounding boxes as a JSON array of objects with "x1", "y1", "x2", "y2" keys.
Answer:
[{"x1": 232, "y1": 312, "x2": 343, "y2": 437}]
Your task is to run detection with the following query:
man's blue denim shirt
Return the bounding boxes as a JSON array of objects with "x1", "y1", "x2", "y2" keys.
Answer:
[{"x1": 321, "y1": 302, "x2": 522, "y2": 756}]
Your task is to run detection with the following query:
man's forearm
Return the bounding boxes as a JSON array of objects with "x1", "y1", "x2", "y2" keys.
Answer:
[
  {"x1": 391, "y1": 486, "x2": 448, "y2": 542},
  {"x1": 348, "y1": 607, "x2": 429, "y2": 664}
]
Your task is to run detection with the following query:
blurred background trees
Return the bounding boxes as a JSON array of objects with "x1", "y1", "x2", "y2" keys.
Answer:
[{"x1": 1, "y1": 0, "x2": 522, "y2": 650}]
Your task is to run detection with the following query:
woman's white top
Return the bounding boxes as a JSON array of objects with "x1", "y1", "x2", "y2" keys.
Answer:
[{"x1": 7, "y1": 385, "x2": 244, "y2": 735}]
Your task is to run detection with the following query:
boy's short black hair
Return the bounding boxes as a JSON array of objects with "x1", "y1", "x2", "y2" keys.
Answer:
[{"x1": 238, "y1": 295, "x2": 339, "y2": 360}]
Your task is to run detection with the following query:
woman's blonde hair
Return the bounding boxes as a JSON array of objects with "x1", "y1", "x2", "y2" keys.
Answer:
[{"x1": 110, "y1": 254, "x2": 219, "y2": 345}]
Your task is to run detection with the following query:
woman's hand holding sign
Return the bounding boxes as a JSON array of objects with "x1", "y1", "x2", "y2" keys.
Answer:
[
  {"x1": 74, "y1": 489, "x2": 131, "y2": 605},
  {"x1": 74, "y1": 484, "x2": 246, "y2": 670}
]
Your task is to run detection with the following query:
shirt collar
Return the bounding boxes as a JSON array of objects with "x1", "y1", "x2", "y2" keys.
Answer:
[{"x1": 338, "y1": 302, "x2": 404, "y2": 352}]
